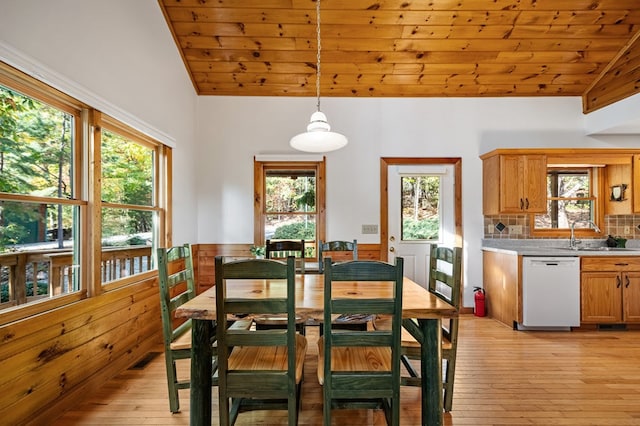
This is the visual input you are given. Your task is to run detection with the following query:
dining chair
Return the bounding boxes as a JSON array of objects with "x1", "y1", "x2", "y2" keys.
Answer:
[
  {"x1": 266, "y1": 239, "x2": 306, "y2": 273},
  {"x1": 214, "y1": 256, "x2": 308, "y2": 426},
  {"x1": 317, "y1": 239, "x2": 358, "y2": 273},
  {"x1": 318, "y1": 257, "x2": 404, "y2": 426},
  {"x1": 157, "y1": 244, "x2": 196, "y2": 413},
  {"x1": 257, "y1": 239, "x2": 307, "y2": 334},
  {"x1": 317, "y1": 240, "x2": 371, "y2": 333},
  {"x1": 157, "y1": 244, "x2": 251, "y2": 413},
  {"x1": 377, "y1": 244, "x2": 462, "y2": 412}
]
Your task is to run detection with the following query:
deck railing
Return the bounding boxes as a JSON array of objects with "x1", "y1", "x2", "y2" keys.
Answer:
[{"x1": 0, "y1": 246, "x2": 153, "y2": 309}]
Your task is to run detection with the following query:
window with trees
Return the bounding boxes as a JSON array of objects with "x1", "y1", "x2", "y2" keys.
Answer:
[
  {"x1": 254, "y1": 159, "x2": 325, "y2": 259},
  {"x1": 99, "y1": 118, "x2": 160, "y2": 286},
  {"x1": 0, "y1": 62, "x2": 170, "y2": 318},
  {"x1": 401, "y1": 175, "x2": 441, "y2": 241},
  {"x1": 533, "y1": 168, "x2": 598, "y2": 232}
]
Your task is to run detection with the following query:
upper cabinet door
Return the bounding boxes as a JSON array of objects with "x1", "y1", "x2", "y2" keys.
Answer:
[
  {"x1": 498, "y1": 155, "x2": 525, "y2": 213},
  {"x1": 521, "y1": 155, "x2": 547, "y2": 213},
  {"x1": 483, "y1": 154, "x2": 547, "y2": 215}
]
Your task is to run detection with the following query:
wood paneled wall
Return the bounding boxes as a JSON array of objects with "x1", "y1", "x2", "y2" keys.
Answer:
[
  {"x1": 194, "y1": 243, "x2": 382, "y2": 293},
  {"x1": 0, "y1": 278, "x2": 161, "y2": 425}
]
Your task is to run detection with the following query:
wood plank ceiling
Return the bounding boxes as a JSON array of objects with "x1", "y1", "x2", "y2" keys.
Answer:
[{"x1": 158, "y1": 0, "x2": 640, "y2": 113}]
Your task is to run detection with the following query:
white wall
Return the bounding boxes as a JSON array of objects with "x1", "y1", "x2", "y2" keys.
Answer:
[{"x1": 0, "y1": 0, "x2": 199, "y2": 243}]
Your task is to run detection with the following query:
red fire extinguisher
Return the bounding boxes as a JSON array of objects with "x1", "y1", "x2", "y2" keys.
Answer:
[{"x1": 473, "y1": 287, "x2": 486, "y2": 317}]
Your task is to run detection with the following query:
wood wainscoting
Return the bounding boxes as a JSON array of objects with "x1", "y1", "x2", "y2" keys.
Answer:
[
  {"x1": 193, "y1": 243, "x2": 382, "y2": 293},
  {"x1": 0, "y1": 277, "x2": 161, "y2": 425}
]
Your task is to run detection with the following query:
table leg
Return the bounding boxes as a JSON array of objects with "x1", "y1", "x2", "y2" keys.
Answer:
[
  {"x1": 191, "y1": 319, "x2": 212, "y2": 425},
  {"x1": 420, "y1": 318, "x2": 443, "y2": 426}
]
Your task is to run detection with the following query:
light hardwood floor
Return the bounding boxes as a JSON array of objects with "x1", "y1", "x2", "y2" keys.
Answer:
[{"x1": 53, "y1": 316, "x2": 640, "y2": 425}]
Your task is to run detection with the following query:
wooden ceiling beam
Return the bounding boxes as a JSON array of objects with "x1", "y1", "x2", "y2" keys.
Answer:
[
  {"x1": 584, "y1": 28, "x2": 640, "y2": 112},
  {"x1": 164, "y1": 8, "x2": 640, "y2": 26},
  {"x1": 194, "y1": 82, "x2": 585, "y2": 97},
  {"x1": 187, "y1": 61, "x2": 603, "y2": 75}
]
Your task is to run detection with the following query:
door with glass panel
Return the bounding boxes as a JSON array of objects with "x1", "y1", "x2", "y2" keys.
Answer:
[{"x1": 388, "y1": 165, "x2": 456, "y2": 287}]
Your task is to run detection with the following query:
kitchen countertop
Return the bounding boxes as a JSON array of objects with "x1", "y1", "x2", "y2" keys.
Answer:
[{"x1": 482, "y1": 239, "x2": 640, "y2": 256}]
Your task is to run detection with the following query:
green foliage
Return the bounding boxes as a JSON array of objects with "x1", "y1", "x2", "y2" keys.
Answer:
[
  {"x1": 295, "y1": 189, "x2": 315, "y2": 210},
  {"x1": 402, "y1": 217, "x2": 439, "y2": 240},
  {"x1": 249, "y1": 245, "x2": 266, "y2": 256},
  {"x1": 265, "y1": 175, "x2": 316, "y2": 213},
  {"x1": 273, "y1": 222, "x2": 315, "y2": 240},
  {"x1": 0, "y1": 281, "x2": 47, "y2": 303}
]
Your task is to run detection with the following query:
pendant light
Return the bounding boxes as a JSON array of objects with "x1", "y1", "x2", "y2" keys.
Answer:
[{"x1": 290, "y1": 0, "x2": 348, "y2": 153}]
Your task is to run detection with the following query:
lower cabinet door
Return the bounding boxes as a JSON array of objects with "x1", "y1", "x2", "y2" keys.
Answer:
[
  {"x1": 623, "y1": 272, "x2": 640, "y2": 322},
  {"x1": 581, "y1": 271, "x2": 622, "y2": 323}
]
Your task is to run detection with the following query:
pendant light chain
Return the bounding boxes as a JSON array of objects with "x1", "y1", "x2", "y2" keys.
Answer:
[{"x1": 316, "y1": 0, "x2": 321, "y2": 112}]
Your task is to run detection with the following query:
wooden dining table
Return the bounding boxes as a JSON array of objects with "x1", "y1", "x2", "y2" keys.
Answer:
[{"x1": 175, "y1": 273, "x2": 458, "y2": 426}]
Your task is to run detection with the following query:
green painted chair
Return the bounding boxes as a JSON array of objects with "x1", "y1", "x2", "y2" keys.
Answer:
[
  {"x1": 266, "y1": 239, "x2": 306, "y2": 273},
  {"x1": 317, "y1": 240, "x2": 371, "y2": 333},
  {"x1": 389, "y1": 244, "x2": 462, "y2": 412},
  {"x1": 157, "y1": 244, "x2": 250, "y2": 413},
  {"x1": 256, "y1": 239, "x2": 307, "y2": 334},
  {"x1": 318, "y1": 258, "x2": 404, "y2": 426},
  {"x1": 156, "y1": 244, "x2": 201, "y2": 413},
  {"x1": 317, "y1": 239, "x2": 358, "y2": 274},
  {"x1": 215, "y1": 256, "x2": 308, "y2": 426}
]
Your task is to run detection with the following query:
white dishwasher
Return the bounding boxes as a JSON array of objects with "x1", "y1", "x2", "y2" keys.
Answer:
[{"x1": 521, "y1": 256, "x2": 580, "y2": 329}]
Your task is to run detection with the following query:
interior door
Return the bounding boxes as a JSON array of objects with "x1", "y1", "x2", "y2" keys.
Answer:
[{"x1": 388, "y1": 164, "x2": 456, "y2": 288}]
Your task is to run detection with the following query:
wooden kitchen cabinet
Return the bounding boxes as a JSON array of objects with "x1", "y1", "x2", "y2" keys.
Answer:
[
  {"x1": 633, "y1": 154, "x2": 640, "y2": 213},
  {"x1": 482, "y1": 153, "x2": 547, "y2": 215},
  {"x1": 581, "y1": 257, "x2": 640, "y2": 324},
  {"x1": 606, "y1": 160, "x2": 633, "y2": 215},
  {"x1": 482, "y1": 250, "x2": 520, "y2": 328}
]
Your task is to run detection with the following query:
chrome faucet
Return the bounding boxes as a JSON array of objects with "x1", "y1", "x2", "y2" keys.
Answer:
[{"x1": 569, "y1": 220, "x2": 601, "y2": 250}]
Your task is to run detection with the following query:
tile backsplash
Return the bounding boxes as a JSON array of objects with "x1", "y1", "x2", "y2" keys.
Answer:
[{"x1": 484, "y1": 214, "x2": 640, "y2": 239}]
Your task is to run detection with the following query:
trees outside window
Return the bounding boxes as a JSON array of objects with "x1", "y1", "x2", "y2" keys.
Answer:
[
  {"x1": 401, "y1": 175, "x2": 441, "y2": 241},
  {"x1": 534, "y1": 169, "x2": 596, "y2": 230},
  {"x1": 99, "y1": 125, "x2": 158, "y2": 284}
]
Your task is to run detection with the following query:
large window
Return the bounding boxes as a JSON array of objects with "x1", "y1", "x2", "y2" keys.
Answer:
[
  {"x1": 254, "y1": 159, "x2": 325, "y2": 259},
  {"x1": 533, "y1": 168, "x2": 598, "y2": 232},
  {"x1": 99, "y1": 122, "x2": 158, "y2": 285},
  {"x1": 0, "y1": 62, "x2": 170, "y2": 318},
  {"x1": 0, "y1": 78, "x2": 81, "y2": 309}
]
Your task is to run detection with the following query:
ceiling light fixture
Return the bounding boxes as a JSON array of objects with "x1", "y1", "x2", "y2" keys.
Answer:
[{"x1": 290, "y1": 0, "x2": 347, "y2": 153}]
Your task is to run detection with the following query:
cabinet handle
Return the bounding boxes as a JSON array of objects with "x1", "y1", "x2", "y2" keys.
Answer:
[
  {"x1": 626, "y1": 276, "x2": 630, "y2": 288},
  {"x1": 617, "y1": 276, "x2": 621, "y2": 288},
  {"x1": 525, "y1": 198, "x2": 529, "y2": 209},
  {"x1": 520, "y1": 198, "x2": 524, "y2": 210},
  {"x1": 614, "y1": 263, "x2": 629, "y2": 266}
]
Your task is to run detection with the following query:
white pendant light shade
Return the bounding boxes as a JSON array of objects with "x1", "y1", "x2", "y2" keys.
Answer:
[
  {"x1": 289, "y1": 0, "x2": 348, "y2": 154},
  {"x1": 289, "y1": 111, "x2": 348, "y2": 153}
]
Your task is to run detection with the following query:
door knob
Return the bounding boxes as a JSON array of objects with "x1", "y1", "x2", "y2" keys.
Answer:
[
  {"x1": 390, "y1": 236, "x2": 395, "y2": 242},
  {"x1": 389, "y1": 247, "x2": 395, "y2": 252}
]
